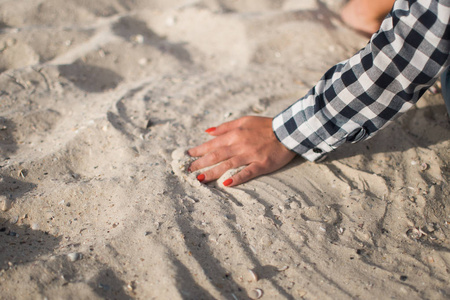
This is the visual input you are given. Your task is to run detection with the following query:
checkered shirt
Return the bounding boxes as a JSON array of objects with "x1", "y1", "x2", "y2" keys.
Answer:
[{"x1": 273, "y1": 0, "x2": 450, "y2": 161}]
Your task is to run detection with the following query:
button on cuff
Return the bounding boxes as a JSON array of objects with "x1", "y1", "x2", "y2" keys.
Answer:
[{"x1": 313, "y1": 148, "x2": 323, "y2": 153}]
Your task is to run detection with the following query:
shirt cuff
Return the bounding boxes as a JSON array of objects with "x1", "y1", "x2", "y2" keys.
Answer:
[{"x1": 272, "y1": 100, "x2": 338, "y2": 162}]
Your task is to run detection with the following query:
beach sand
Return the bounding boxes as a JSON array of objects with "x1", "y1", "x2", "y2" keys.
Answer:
[{"x1": 0, "y1": 0, "x2": 449, "y2": 299}]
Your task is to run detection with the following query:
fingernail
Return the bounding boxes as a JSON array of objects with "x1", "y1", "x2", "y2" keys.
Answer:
[
  {"x1": 197, "y1": 174, "x2": 205, "y2": 182},
  {"x1": 223, "y1": 178, "x2": 233, "y2": 186},
  {"x1": 205, "y1": 127, "x2": 216, "y2": 133}
]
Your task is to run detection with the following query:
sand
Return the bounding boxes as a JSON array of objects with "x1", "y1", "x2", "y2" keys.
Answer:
[{"x1": 0, "y1": 0, "x2": 449, "y2": 299}]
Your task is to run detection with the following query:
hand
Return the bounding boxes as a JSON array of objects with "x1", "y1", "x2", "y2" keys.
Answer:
[{"x1": 188, "y1": 116, "x2": 296, "y2": 187}]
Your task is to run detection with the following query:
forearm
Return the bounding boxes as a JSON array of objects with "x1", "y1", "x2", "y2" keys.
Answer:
[{"x1": 274, "y1": 0, "x2": 450, "y2": 161}]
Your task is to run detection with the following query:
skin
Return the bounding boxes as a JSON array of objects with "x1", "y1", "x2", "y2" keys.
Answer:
[
  {"x1": 341, "y1": 0, "x2": 395, "y2": 36},
  {"x1": 188, "y1": 116, "x2": 296, "y2": 187}
]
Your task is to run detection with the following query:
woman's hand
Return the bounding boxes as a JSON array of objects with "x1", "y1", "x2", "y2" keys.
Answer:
[{"x1": 188, "y1": 116, "x2": 296, "y2": 187}]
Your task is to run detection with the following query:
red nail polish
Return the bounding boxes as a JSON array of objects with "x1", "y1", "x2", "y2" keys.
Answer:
[
  {"x1": 187, "y1": 167, "x2": 192, "y2": 173},
  {"x1": 223, "y1": 178, "x2": 233, "y2": 186},
  {"x1": 205, "y1": 127, "x2": 216, "y2": 133},
  {"x1": 197, "y1": 174, "x2": 205, "y2": 182}
]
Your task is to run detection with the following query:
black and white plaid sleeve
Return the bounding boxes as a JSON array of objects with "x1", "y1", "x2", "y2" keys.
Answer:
[{"x1": 273, "y1": 0, "x2": 450, "y2": 161}]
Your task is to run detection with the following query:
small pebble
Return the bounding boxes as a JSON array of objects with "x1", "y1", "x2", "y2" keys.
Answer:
[
  {"x1": 98, "y1": 283, "x2": 110, "y2": 291},
  {"x1": 420, "y1": 163, "x2": 429, "y2": 171},
  {"x1": 400, "y1": 275, "x2": 408, "y2": 281},
  {"x1": 249, "y1": 288, "x2": 263, "y2": 299},
  {"x1": 138, "y1": 58, "x2": 148, "y2": 66},
  {"x1": 132, "y1": 34, "x2": 144, "y2": 44},
  {"x1": 247, "y1": 269, "x2": 258, "y2": 282},
  {"x1": 251, "y1": 105, "x2": 264, "y2": 113},
  {"x1": 127, "y1": 280, "x2": 136, "y2": 291},
  {"x1": 277, "y1": 266, "x2": 289, "y2": 272},
  {"x1": 67, "y1": 252, "x2": 82, "y2": 262},
  {"x1": 18, "y1": 169, "x2": 27, "y2": 178}
]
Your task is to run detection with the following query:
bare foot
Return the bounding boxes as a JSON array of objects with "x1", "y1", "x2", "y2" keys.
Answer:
[{"x1": 341, "y1": 0, "x2": 394, "y2": 37}]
